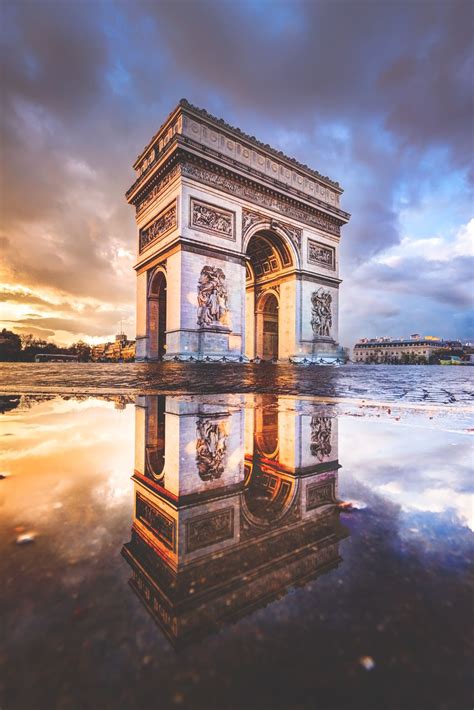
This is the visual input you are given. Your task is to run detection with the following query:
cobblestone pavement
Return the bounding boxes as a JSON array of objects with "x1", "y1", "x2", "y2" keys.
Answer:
[{"x1": 1, "y1": 362, "x2": 473, "y2": 404}]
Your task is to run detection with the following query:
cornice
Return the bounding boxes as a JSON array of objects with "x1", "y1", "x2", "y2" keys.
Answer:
[
  {"x1": 177, "y1": 99, "x2": 342, "y2": 191},
  {"x1": 128, "y1": 145, "x2": 350, "y2": 232},
  {"x1": 130, "y1": 100, "x2": 344, "y2": 202}
]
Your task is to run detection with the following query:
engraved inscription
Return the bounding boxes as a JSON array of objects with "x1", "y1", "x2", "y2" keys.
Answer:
[
  {"x1": 308, "y1": 239, "x2": 335, "y2": 270},
  {"x1": 139, "y1": 201, "x2": 177, "y2": 252},
  {"x1": 186, "y1": 508, "x2": 234, "y2": 552},
  {"x1": 190, "y1": 198, "x2": 235, "y2": 239}
]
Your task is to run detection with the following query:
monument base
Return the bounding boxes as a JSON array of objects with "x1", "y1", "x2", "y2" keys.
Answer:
[{"x1": 290, "y1": 339, "x2": 345, "y2": 365}]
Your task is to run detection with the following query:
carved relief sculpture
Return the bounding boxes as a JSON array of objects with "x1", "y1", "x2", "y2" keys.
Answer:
[
  {"x1": 196, "y1": 418, "x2": 227, "y2": 481},
  {"x1": 197, "y1": 266, "x2": 229, "y2": 327},
  {"x1": 308, "y1": 239, "x2": 335, "y2": 270},
  {"x1": 183, "y1": 162, "x2": 342, "y2": 237},
  {"x1": 186, "y1": 508, "x2": 234, "y2": 552},
  {"x1": 310, "y1": 416, "x2": 332, "y2": 460},
  {"x1": 139, "y1": 202, "x2": 177, "y2": 252},
  {"x1": 306, "y1": 479, "x2": 336, "y2": 510},
  {"x1": 311, "y1": 288, "x2": 332, "y2": 337},
  {"x1": 190, "y1": 198, "x2": 234, "y2": 239}
]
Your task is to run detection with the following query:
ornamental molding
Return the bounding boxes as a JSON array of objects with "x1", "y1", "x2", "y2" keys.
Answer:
[
  {"x1": 242, "y1": 208, "x2": 302, "y2": 251},
  {"x1": 181, "y1": 161, "x2": 341, "y2": 237},
  {"x1": 179, "y1": 99, "x2": 341, "y2": 192},
  {"x1": 197, "y1": 265, "x2": 229, "y2": 327},
  {"x1": 139, "y1": 201, "x2": 177, "y2": 252},
  {"x1": 308, "y1": 239, "x2": 335, "y2": 270},
  {"x1": 310, "y1": 416, "x2": 332, "y2": 461},
  {"x1": 311, "y1": 287, "x2": 333, "y2": 337},
  {"x1": 190, "y1": 197, "x2": 235, "y2": 241}
]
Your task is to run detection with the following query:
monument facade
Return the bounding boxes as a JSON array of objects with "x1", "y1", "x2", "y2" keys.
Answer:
[{"x1": 126, "y1": 100, "x2": 351, "y2": 362}]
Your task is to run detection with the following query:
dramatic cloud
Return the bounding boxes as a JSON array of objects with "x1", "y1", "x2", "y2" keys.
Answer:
[{"x1": 1, "y1": 0, "x2": 472, "y2": 345}]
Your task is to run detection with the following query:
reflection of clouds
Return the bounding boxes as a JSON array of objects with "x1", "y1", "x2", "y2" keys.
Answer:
[
  {"x1": 1, "y1": 397, "x2": 135, "y2": 551},
  {"x1": 340, "y1": 417, "x2": 474, "y2": 531}
]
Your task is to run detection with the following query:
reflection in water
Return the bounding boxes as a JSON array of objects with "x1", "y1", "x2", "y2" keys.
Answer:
[{"x1": 122, "y1": 395, "x2": 348, "y2": 648}]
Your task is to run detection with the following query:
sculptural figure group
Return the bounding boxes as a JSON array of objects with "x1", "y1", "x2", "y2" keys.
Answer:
[
  {"x1": 311, "y1": 288, "x2": 332, "y2": 337},
  {"x1": 196, "y1": 419, "x2": 227, "y2": 481},
  {"x1": 197, "y1": 265, "x2": 229, "y2": 327}
]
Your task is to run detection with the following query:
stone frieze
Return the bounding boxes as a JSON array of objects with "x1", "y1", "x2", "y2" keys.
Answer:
[
  {"x1": 308, "y1": 239, "x2": 335, "y2": 270},
  {"x1": 182, "y1": 162, "x2": 341, "y2": 237},
  {"x1": 185, "y1": 508, "x2": 234, "y2": 552},
  {"x1": 139, "y1": 201, "x2": 177, "y2": 252},
  {"x1": 190, "y1": 198, "x2": 235, "y2": 240},
  {"x1": 306, "y1": 478, "x2": 336, "y2": 510}
]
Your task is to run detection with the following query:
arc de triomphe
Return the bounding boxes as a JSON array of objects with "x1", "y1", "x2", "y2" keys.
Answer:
[{"x1": 126, "y1": 100, "x2": 350, "y2": 363}]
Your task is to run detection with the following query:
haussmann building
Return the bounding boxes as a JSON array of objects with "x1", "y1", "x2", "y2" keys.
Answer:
[{"x1": 126, "y1": 100, "x2": 351, "y2": 363}]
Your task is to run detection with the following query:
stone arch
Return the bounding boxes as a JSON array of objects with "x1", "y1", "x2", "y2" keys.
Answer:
[
  {"x1": 242, "y1": 220, "x2": 301, "y2": 271},
  {"x1": 245, "y1": 225, "x2": 298, "y2": 360},
  {"x1": 147, "y1": 267, "x2": 167, "y2": 360},
  {"x1": 255, "y1": 290, "x2": 280, "y2": 360}
]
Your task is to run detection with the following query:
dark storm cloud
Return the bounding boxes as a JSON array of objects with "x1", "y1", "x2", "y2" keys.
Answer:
[{"x1": 0, "y1": 0, "x2": 472, "y2": 342}]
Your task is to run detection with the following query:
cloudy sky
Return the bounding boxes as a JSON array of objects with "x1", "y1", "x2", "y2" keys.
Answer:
[{"x1": 1, "y1": 0, "x2": 472, "y2": 346}]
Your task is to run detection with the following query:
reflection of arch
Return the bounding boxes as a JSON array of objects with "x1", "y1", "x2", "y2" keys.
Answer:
[
  {"x1": 147, "y1": 267, "x2": 167, "y2": 360},
  {"x1": 254, "y1": 405, "x2": 279, "y2": 459},
  {"x1": 145, "y1": 395, "x2": 165, "y2": 482},
  {"x1": 242, "y1": 464, "x2": 299, "y2": 528}
]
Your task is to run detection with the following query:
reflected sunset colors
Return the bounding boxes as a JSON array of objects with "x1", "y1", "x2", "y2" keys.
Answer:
[{"x1": 1, "y1": 393, "x2": 472, "y2": 710}]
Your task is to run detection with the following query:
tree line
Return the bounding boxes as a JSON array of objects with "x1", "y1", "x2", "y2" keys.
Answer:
[{"x1": 0, "y1": 329, "x2": 92, "y2": 362}]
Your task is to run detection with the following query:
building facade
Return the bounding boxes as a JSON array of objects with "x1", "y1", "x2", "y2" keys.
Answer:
[
  {"x1": 91, "y1": 332, "x2": 136, "y2": 362},
  {"x1": 353, "y1": 335, "x2": 462, "y2": 363},
  {"x1": 126, "y1": 100, "x2": 350, "y2": 363}
]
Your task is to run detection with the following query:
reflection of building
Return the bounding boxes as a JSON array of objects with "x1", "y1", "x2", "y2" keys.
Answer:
[
  {"x1": 126, "y1": 100, "x2": 350, "y2": 363},
  {"x1": 91, "y1": 332, "x2": 135, "y2": 362},
  {"x1": 122, "y1": 395, "x2": 348, "y2": 648}
]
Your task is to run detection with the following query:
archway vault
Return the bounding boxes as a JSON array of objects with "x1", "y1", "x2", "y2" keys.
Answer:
[{"x1": 148, "y1": 267, "x2": 167, "y2": 360}]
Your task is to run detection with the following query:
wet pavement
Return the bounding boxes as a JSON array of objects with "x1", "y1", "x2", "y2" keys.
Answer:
[
  {"x1": 0, "y1": 368, "x2": 473, "y2": 710},
  {"x1": 1, "y1": 362, "x2": 473, "y2": 404}
]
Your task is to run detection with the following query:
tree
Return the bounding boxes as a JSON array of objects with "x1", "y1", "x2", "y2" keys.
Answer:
[
  {"x1": 69, "y1": 341, "x2": 91, "y2": 362},
  {"x1": 0, "y1": 329, "x2": 21, "y2": 361}
]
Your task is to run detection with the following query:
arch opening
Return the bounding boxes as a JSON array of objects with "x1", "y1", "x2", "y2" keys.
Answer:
[
  {"x1": 148, "y1": 270, "x2": 167, "y2": 360},
  {"x1": 245, "y1": 230, "x2": 293, "y2": 361}
]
